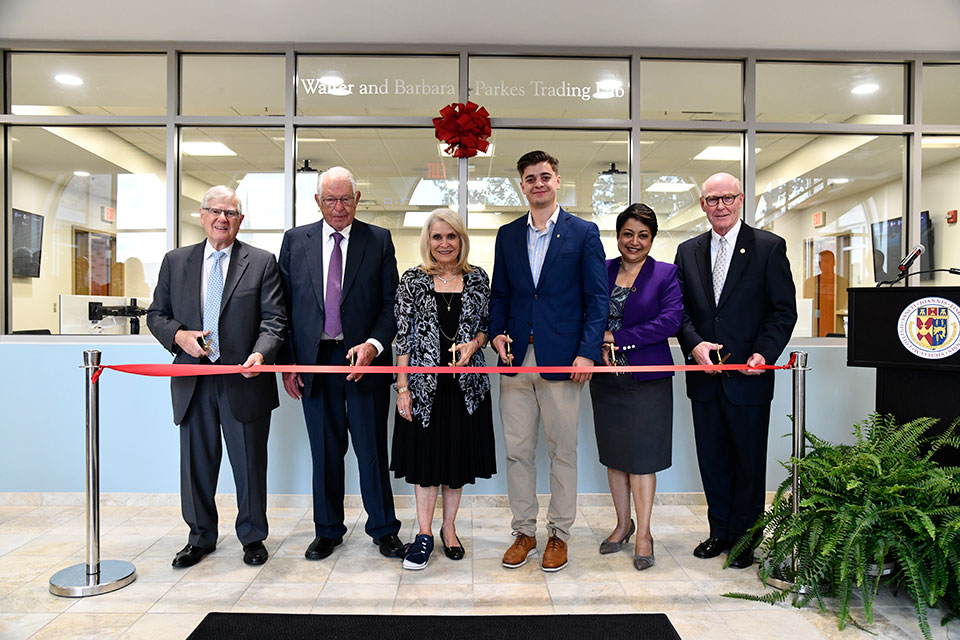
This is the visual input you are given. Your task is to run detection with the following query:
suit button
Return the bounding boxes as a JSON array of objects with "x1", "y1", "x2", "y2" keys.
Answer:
[{"x1": 534, "y1": 294, "x2": 539, "y2": 300}]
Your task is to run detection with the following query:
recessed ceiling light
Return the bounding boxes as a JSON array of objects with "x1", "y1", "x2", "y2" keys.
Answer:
[
  {"x1": 318, "y1": 75, "x2": 344, "y2": 86},
  {"x1": 694, "y1": 146, "x2": 743, "y2": 161},
  {"x1": 921, "y1": 137, "x2": 960, "y2": 147},
  {"x1": 851, "y1": 83, "x2": 879, "y2": 95},
  {"x1": 55, "y1": 73, "x2": 83, "y2": 86},
  {"x1": 181, "y1": 141, "x2": 237, "y2": 156},
  {"x1": 73, "y1": 170, "x2": 90, "y2": 177},
  {"x1": 646, "y1": 182, "x2": 696, "y2": 193},
  {"x1": 828, "y1": 177, "x2": 850, "y2": 185},
  {"x1": 190, "y1": 213, "x2": 201, "y2": 218}
]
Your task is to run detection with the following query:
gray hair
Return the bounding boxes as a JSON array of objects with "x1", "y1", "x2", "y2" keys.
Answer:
[
  {"x1": 200, "y1": 185, "x2": 242, "y2": 214},
  {"x1": 318, "y1": 166, "x2": 358, "y2": 196}
]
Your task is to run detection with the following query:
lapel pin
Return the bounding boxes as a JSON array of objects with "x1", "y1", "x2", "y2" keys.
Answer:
[
  {"x1": 739, "y1": 248, "x2": 746, "y2": 254},
  {"x1": 556, "y1": 234, "x2": 560, "y2": 239}
]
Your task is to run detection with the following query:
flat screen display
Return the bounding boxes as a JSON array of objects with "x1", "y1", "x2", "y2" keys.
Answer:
[
  {"x1": 870, "y1": 210, "x2": 933, "y2": 282},
  {"x1": 12, "y1": 209, "x2": 43, "y2": 278}
]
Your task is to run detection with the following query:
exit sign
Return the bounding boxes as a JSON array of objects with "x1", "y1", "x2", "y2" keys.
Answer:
[{"x1": 812, "y1": 211, "x2": 826, "y2": 227}]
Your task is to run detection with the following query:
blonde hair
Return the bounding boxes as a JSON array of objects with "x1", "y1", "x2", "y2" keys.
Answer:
[{"x1": 419, "y1": 208, "x2": 473, "y2": 275}]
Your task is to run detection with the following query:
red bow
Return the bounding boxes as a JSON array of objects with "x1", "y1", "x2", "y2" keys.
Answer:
[{"x1": 433, "y1": 102, "x2": 492, "y2": 158}]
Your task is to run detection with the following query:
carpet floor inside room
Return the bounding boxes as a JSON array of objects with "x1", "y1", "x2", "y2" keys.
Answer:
[{"x1": 0, "y1": 498, "x2": 954, "y2": 639}]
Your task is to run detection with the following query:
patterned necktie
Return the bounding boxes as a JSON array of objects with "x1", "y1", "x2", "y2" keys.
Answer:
[
  {"x1": 713, "y1": 237, "x2": 727, "y2": 305},
  {"x1": 203, "y1": 250, "x2": 226, "y2": 362},
  {"x1": 324, "y1": 232, "x2": 343, "y2": 338}
]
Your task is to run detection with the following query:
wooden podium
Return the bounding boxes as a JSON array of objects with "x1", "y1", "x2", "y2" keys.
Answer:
[{"x1": 848, "y1": 287, "x2": 960, "y2": 466}]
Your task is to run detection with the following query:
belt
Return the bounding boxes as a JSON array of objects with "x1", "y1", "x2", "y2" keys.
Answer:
[
  {"x1": 528, "y1": 335, "x2": 534, "y2": 344},
  {"x1": 320, "y1": 339, "x2": 345, "y2": 346}
]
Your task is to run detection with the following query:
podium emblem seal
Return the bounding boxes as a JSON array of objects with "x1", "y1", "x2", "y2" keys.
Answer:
[{"x1": 897, "y1": 297, "x2": 960, "y2": 359}]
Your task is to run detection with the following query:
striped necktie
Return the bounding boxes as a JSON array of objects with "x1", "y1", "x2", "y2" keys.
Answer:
[{"x1": 203, "y1": 250, "x2": 225, "y2": 362}]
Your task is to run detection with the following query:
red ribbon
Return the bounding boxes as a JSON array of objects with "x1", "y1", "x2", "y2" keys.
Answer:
[
  {"x1": 432, "y1": 101, "x2": 492, "y2": 158},
  {"x1": 91, "y1": 353, "x2": 796, "y2": 383}
]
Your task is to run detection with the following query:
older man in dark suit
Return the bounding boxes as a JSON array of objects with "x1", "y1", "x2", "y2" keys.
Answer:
[
  {"x1": 674, "y1": 172, "x2": 797, "y2": 569},
  {"x1": 147, "y1": 185, "x2": 286, "y2": 568},
  {"x1": 278, "y1": 167, "x2": 403, "y2": 561}
]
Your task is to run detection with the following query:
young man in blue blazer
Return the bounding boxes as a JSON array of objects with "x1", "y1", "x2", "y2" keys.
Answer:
[{"x1": 489, "y1": 150, "x2": 607, "y2": 572}]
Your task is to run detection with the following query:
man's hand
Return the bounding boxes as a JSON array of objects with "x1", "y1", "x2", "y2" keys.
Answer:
[
  {"x1": 742, "y1": 352, "x2": 766, "y2": 375},
  {"x1": 492, "y1": 334, "x2": 513, "y2": 365},
  {"x1": 571, "y1": 356, "x2": 594, "y2": 383},
  {"x1": 239, "y1": 352, "x2": 264, "y2": 378},
  {"x1": 175, "y1": 329, "x2": 210, "y2": 359},
  {"x1": 282, "y1": 371, "x2": 304, "y2": 399},
  {"x1": 692, "y1": 341, "x2": 722, "y2": 374},
  {"x1": 346, "y1": 342, "x2": 377, "y2": 381}
]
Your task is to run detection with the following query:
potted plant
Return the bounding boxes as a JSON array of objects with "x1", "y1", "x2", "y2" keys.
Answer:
[{"x1": 723, "y1": 413, "x2": 960, "y2": 640}]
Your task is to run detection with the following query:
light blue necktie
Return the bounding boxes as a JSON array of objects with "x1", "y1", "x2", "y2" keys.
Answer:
[{"x1": 203, "y1": 250, "x2": 225, "y2": 362}]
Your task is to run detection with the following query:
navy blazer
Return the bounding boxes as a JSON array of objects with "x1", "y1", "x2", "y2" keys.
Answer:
[
  {"x1": 277, "y1": 219, "x2": 398, "y2": 390},
  {"x1": 488, "y1": 208, "x2": 607, "y2": 380},
  {"x1": 605, "y1": 256, "x2": 682, "y2": 382},
  {"x1": 147, "y1": 240, "x2": 287, "y2": 424},
  {"x1": 674, "y1": 223, "x2": 797, "y2": 405}
]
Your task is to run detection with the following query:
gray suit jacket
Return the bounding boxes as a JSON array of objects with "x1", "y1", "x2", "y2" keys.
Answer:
[{"x1": 147, "y1": 240, "x2": 287, "y2": 424}]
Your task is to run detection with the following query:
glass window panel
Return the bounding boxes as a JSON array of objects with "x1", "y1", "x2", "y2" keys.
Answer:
[
  {"x1": 639, "y1": 60, "x2": 742, "y2": 121},
  {"x1": 295, "y1": 128, "x2": 458, "y2": 274},
  {"x1": 8, "y1": 126, "x2": 166, "y2": 335},
  {"x1": 636, "y1": 131, "x2": 744, "y2": 266},
  {"x1": 181, "y1": 55, "x2": 285, "y2": 116},
  {"x1": 923, "y1": 64, "x2": 960, "y2": 125},
  {"x1": 180, "y1": 127, "x2": 284, "y2": 255},
  {"x1": 466, "y1": 130, "x2": 629, "y2": 273},
  {"x1": 10, "y1": 53, "x2": 166, "y2": 116},
  {"x1": 297, "y1": 56, "x2": 458, "y2": 117},
  {"x1": 756, "y1": 62, "x2": 904, "y2": 124},
  {"x1": 920, "y1": 136, "x2": 960, "y2": 286},
  {"x1": 468, "y1": 57, "x2": 629, "y2": 119},
  {"x1": 756, "y1": 134, "x2": 905, "y2": 337}
]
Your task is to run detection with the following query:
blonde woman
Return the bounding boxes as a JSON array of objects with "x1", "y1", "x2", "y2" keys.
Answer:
[{"x1": 392, "y1": 208, "x2": 496, "y2": 570}]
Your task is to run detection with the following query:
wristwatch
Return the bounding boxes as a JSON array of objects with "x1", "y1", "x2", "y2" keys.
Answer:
[{"x1": 396, "y1": 385, "x2": 409, "y2": 394}]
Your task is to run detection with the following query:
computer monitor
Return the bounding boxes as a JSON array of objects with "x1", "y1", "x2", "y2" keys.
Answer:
[{"x1": 870, "y1": 210, "x2": 933, "y2": 282}]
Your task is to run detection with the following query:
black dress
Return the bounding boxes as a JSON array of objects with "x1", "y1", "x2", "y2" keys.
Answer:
[{"x1": 391, "y1": 291, "x2": 497, "y2": 489}]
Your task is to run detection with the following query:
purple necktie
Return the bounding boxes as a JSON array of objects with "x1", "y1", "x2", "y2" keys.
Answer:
[{"x1": 324, "y1": 231, "x2": 343, "y2": 337}]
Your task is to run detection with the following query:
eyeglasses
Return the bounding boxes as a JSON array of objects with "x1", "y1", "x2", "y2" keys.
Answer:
[
  {"x1": 202, "y1": 207, "x2": 241, "y2": 219},
  {"x1": 321, "y1": 196, "x2": 357, "y2": 207},
  {"x1": 703, "y1": 193, "x2": 741, "y2": 207}
]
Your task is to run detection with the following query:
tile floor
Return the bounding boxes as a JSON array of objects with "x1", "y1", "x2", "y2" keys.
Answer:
[{"x1": 0, "y1": 497, "x2": 955, "y2": 640}]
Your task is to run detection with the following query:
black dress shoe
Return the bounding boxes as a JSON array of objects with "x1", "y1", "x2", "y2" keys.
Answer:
[
  {"x1": 243, "y1": 541, "x2": 268, "y2": 566},
  {"x1": 373, "y1": 533, "x2": 405, "y2": 558},
  {"x1": 728, "y1": 547, "x2": 755, "y2": 569},
  {"x1": 305, "y1": 535, "x2": 343, "y2": 560},
  {"x1": 440, "y1": 529, "x2": 465, "y2": 561},
  {"x1": 172, "y1": 544, "x2": 215, "y2": 568},
  {"x1": 693, "y1": 537, "x2": 730, "y2": 559}
]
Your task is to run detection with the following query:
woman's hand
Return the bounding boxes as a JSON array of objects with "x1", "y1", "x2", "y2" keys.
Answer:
[
  {"x1": 396, "y1": 389, "x2": 413, "y2": 422},
  {"x1": 452, "y1": 338, "x2": 480, "y2": 366}
]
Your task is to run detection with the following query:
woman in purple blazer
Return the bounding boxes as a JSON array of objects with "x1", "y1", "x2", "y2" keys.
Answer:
[{"x1": 589, "y1": 203, "x2": 683, "y2": 571}]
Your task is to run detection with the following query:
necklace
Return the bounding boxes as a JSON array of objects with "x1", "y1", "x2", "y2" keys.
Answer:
[
  {"x1": 438, "y1": 323, "x2": 459, "y2": 343},
  {"x1": 438, "y1": 291, "x2": 458, "y2": 312},
  {"x1": 435, "y1": 272, "x2": 460, "y2": 285}
]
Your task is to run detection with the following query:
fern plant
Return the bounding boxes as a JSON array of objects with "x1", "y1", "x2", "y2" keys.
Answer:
[{"x1": 723, "y1": 413, "x2": 960, "y2": 640}]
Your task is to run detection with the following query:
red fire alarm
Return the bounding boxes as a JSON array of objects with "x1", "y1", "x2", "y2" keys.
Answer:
[{"x1": 948, "y1": 210, "x2": 958, "y2": 224}]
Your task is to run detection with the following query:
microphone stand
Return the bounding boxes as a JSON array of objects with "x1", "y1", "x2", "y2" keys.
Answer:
[{"x1": 876, "y1": 267, "x2": 960, "y2": 287}]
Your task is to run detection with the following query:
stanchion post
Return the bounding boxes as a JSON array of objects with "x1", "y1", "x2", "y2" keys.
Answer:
[{"x1": 49, "y1": 350, "x2": 136, "y2": 597}]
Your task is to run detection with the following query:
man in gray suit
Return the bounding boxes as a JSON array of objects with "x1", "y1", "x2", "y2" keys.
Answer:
[{"x1": 147, "y1": 185, "x2": 286, "y2": 568}]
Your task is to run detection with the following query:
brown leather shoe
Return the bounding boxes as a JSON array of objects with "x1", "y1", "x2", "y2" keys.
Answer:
[
  {"x1": 501, "y1": 532, "x2": 537, "y2": 568},
  {"x1": 541, "y1": 530, "x2": 568, "y2": 572}
]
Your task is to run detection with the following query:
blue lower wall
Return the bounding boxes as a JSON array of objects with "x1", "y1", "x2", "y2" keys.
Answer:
[{"x1": 0, "y1": 340, "x2": 874, "y2": 496}]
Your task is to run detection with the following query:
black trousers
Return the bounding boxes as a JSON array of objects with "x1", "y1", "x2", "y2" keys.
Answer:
[
  {"x1": 691, "y1": 385, "x2": 771, "y2": 545},
  {"x1": 180, "y1": 374, "x2": 270, "y2": 549},
  {"x1": 301, "y1": 341, "x2": 399, "y2": 540}
]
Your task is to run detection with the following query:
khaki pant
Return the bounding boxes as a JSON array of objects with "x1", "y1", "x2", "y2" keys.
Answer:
[{"x1": 499, "y1": 345, "x2": 581, "y2": 541}]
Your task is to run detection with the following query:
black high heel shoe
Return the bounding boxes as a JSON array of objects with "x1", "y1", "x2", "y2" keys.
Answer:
[{"x1": 439, "y1": 529, "x2": 465, "y2": 561}]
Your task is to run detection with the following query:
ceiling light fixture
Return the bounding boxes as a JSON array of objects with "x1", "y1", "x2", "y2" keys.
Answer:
[
  {"x1": 851, "y1": 83, "x2": 879, "y2": 95},
  {"x1": 55, "y1": 73, "x2": 83, "y2": 86},
  {"x1": 921, "y1": 137, "x2": 960, "y2": 147},
  {"x1": 181, "y1": 141, "x2": 237, "y2": 156},
  {"x1": 694, "y1": 146, "x2": 743, "y2": 161},
  {"x1": 646, "y1": 181, "x2": 696, "y2": 193},
  {"x1": 73, "y1": 170, "x2": 90, "y2": 177},
  {"x1": 828, "y1": 177, "x2": 850, "y2": 185}
]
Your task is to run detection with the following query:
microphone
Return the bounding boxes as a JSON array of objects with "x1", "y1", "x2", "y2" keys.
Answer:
[{"x1": 897, "y1": 244, "x2": 925, "y2": 274}]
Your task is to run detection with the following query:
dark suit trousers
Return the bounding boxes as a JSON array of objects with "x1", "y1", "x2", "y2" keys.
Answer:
[
  {"x1": 301, "y1": 341, "x2": 399, "y2": 540},
  {"x1": 180, "y1": 374, "x2": 270, "y2": 549},
  {"x1": 691, "y1": 384, "x2": 771, "y2": 545}
]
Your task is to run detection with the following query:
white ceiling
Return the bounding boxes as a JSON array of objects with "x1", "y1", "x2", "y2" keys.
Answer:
[{"x1": 1, "y1": 0, "x2": 959, "y2": 53}]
